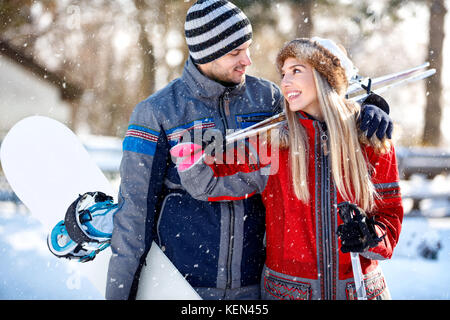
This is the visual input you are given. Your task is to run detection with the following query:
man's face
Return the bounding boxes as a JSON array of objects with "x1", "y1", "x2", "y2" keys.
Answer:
[{"x1": 198, "y1": 40, "x2": 252, "y2": 85}]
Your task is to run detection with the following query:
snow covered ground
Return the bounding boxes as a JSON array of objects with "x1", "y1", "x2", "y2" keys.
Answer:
[
  {"x1": 381, "y1": 216, "x2": 450, "y2": 299},
  {"x1": 0, "y1": 203, "x2": 102, "y2": 299},
  {"x1": 0, "y1": 195, "x2": 449, "y2": 300},
  {"x1": 0, "y1": 138, "x2": 449, "y2": 300}
]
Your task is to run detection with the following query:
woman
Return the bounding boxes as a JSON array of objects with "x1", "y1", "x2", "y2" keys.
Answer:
[{"x1": 171, "y1": 38, "x2": 403, "y2": 300}]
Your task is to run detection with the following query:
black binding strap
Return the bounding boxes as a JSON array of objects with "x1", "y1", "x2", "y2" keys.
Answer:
[{"x1": 64, "y1": 195, "x2": 97, "y2": 244}]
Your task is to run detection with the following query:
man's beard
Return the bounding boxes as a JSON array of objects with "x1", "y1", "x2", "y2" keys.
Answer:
[{"x1": 212, "y1": 65, "x2": 246, "y2": 86}]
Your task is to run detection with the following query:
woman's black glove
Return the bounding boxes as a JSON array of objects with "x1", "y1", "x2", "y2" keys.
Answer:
[
  {"x1": 337, "y1": 202, "x2": 386, "y2": 253},
  {"x1": 359, "y1": 93, "x2": 393, "y2": 140}
]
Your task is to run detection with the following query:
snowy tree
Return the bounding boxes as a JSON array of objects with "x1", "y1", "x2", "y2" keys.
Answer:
[
  {"x1": 1, "y1": 0, "x2": 446, "y2": 143},
  {"x1": 349, "y1": 0, "x2": 447, "y2": 146},
  {"x1": 423, "y1": 0, "x2": 447, "y2": 146}
]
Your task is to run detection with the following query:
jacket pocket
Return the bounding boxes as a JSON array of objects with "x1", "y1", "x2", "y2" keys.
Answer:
[
  {"x1": 235, "y1": 112, "x2": 274, "y2": 129},
  {"x1": 156, "y1": 192, "x2": 183, "y2": 246},
  {"x1": 155, "y1": 192, "x2": 222, "y2": 287},
  {"x1": 262, "y1": 267, "x2": 312, "y2": 300},
  {"x1": 345, "y1": 268, "x2": 389, "y2": 300}
]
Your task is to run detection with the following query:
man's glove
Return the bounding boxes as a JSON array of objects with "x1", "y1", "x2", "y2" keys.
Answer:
[
  {"x1": 170, "y1": 142, "x2": 204, "y2": 172},
  {"x1": 171, "y1": 128, "x2": 261, "y2": 172},
  {"x1": 359, "y1": 93, "x2": 393, "y2": 140},
  {"x1": 170, "y1": 129, "x2": 226, "y2": 172},
  {"x1": 337, "y1": 202, "x2": 386, "y2": 254}
]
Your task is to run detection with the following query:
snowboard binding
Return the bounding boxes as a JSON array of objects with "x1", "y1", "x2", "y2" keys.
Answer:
[{"x1": 47, "y1": 191, "x2": 118, "y2": 262}]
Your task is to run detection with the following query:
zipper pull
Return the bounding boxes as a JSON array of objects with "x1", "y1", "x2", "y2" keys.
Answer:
[
  {"x1": 223, "y1": 91, "x2": 230, "y2": 116},
  {"x1": 321, "y1": 132, "x2": 329, "y2": 156}
]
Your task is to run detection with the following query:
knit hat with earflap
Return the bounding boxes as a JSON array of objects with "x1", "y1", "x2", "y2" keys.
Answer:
[
  {"x1": 185, "y1": 0, "x2": 253, "y2": 64},
  {"x1": 276, "y1": 37, "x2": 358, "y2": 96}
]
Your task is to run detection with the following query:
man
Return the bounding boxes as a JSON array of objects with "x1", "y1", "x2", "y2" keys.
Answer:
[{"x1": 106, "y1": 0, "x2": 392, "y2": 300}]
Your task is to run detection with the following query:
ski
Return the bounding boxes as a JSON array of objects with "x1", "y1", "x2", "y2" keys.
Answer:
[
  {"x1": 351, "y1": 68, "x2": 436, "y2": 102},
  {"x1": 346, "y1": 62, "x2": 432, "y2": 97},
  {"x1": 222, "y1": 62, "x2": 435, "y2": 142}
]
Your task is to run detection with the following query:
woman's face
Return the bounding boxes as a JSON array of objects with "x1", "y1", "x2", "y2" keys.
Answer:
[{"x1": 280, "y1": 57, "x2": 322, "y2": 120}]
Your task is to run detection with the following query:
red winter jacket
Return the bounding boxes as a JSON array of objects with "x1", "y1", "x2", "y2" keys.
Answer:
[{"x1": 178, "y1": 112, "x2": 403, "y2": 300}]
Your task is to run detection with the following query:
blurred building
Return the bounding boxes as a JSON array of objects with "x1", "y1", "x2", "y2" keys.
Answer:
[{"x1": 0, "y1": 41, "x2": 82, "y2": 138}]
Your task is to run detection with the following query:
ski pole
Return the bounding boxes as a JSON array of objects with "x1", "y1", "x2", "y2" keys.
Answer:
[
  {"x1": 338, "y1": 202, "x2": 367, "y2": 300},
  {"x1": 350, "y1": 252, "x2": 367, "y2": 300}
]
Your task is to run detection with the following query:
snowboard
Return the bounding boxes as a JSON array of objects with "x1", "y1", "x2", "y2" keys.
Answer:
[{"x1": 0, "y1": 115, "x2": 201, "y2": 300}]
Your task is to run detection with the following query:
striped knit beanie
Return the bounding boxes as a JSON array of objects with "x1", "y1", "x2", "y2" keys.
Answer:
[{"x1": 185, "y1": 0, "x2": 253, "y2": 64}]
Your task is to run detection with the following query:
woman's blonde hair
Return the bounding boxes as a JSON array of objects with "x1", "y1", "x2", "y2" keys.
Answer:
[{"x1": 276, "y1": 39, "x2": 390, "y2": 211}]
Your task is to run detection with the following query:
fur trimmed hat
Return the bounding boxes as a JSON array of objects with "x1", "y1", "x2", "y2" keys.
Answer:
[{"x1": 276, "y1": 37, "x2": 357, "y2": 96}]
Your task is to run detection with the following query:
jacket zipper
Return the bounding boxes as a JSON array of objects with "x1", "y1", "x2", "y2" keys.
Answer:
[
  {"x1": 223, "y1": 91, "x2": 231, "y2": 117},
  {"x1": 318, "y1": 124, "x2": 333, "y2": 299},
  {"x1": 226, "y1": 202, "x2": 235, "y2": 289},
  {"x1": 323, "y1": 146, "x2": 332, "y2": 299},
  {"x1": 219, "y1": 90, "x2": 231, "y2": 128},
  {"x1": 238, "y1": 115, "x2": 269, "y2": 123},
  {"x1": 219, "y1": 89, "x2": 236, "y2": 290}
]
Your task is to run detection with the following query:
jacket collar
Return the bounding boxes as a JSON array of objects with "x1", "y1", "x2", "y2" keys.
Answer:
[
  {"x1": 181, "y1": 57, "x2": 246, "y2": 100},
  {"x1": 297, "y1": 111, "x2": 328, "y2": 131}
]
